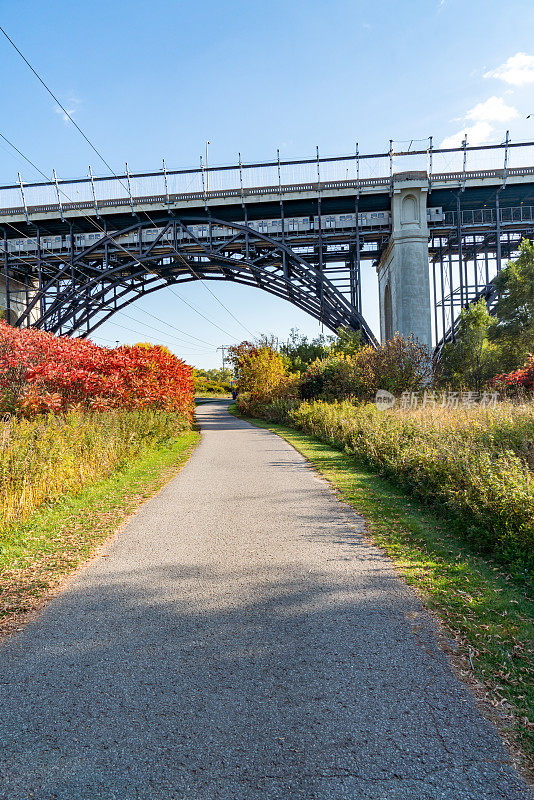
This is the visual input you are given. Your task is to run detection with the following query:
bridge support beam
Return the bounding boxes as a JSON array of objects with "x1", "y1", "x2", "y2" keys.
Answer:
[{"x1": 376, "y1": 175, "x2": 432, "y2": 347}]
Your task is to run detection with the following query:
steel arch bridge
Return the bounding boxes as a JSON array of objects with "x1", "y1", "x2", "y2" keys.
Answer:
[
  {"x1": 2, "y1": 139, "x2": 534, "y2": 349},
  {"x1": 11, "y1": 215, "x2": 377, "y2": 344}
]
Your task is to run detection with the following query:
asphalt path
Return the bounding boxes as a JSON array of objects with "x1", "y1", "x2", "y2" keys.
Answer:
[{"x1": 0, "y1": 400, "x2": 531, "y2": 799}]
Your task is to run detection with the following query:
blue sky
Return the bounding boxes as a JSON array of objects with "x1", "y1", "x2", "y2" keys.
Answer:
[{"x1": 1, "y1": 0, "x2": 533, "y2": 367}]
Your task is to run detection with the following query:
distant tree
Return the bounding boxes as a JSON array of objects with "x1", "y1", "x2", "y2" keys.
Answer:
[
  {"x1": 280, "y1": 326, "x2": 364, "y2": 373},
  {"x1": 194, "y1": 367, "x2": 231, "y2": 383},
  {"x1": 301, "y1": 334, "x2": 432, "y2": 401},
  {"x1": 280, "y1": 328, "x2": 330, "y2": 373},
  {"x1": 438, "y1": 300, "x2": 501, "y2": 390},
  {"x1": 490, "y1": 238, "x2": 534, "y2": 369}
]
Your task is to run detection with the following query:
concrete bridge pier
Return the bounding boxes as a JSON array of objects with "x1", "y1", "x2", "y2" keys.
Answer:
[
  {"x1": 0, "y1": 274, "x2": 36, "y2": 326},
  {"x1": 376, "y1": 174, "x2": 432, "y2": 348}
]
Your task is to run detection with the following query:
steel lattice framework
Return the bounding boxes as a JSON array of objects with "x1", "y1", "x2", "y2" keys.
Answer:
[
  {"x1": 9, "y1": 216, "x2": 377, "y2": 343},
  {"x1": 1, "y1": 139, "x2": 534, "y2": 349}
]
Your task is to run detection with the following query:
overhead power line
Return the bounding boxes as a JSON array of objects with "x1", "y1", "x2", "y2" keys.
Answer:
[
  {"x1": 0, "y1": 25, "x2": 257, "y2": 341},
  {"x1": 0, "y1": 130, "x2": 240, "y2": 343},
  {"x1": 0, "y1": 26, "x2": 119, "y2": 180}
]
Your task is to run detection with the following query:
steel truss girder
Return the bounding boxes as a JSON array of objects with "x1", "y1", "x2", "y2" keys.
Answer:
[
  {"x1": 10, "y1": 216, "x2": 377, "y2": 345},
  {"x1": 431, "y1": 222, "x2": 534, "y2": 351}
]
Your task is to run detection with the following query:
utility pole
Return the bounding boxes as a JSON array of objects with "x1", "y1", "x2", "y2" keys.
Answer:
[{"x1": 217, "y1": 345, "x2": 228, "y2": 378}]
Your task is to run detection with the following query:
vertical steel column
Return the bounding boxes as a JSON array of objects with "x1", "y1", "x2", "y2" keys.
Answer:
[
  {"x1": 355, "y1": 226, "x2": 362, "y2": 313},
  {"x1": 496, "y1": 192, "x2": 502, "y2": 273},
  {"x1": 457, "y1": 194, "x2": 464, "y2": 308},
  {"x1": 3, "y1": 229, "x2": 11, "y2": 324},
  {"x1": 316, "y1": 146, "x2": 324, "y2": 326},
  {"x1": 85, "y1": 282, "x2": 90, "y2": 336},
  {"x1": 439, "y1": 239, "x2": 446, "y2": 340},
  {"x1": 463, "y1": 247, "x2": 469, "y2": 304},
  {"x1": 36, "y1": 226, "x2": 44, "y2": 320},
  {"x1": 277, "y1": 149, "x2": 288, "y2": 281},
  {"x1": 432, "y1": 254, "x2": 438, "y2": 345},
  {"x1": 104, "y1": 219, "x2": 109, "y2": 270},
  {"x1": 82, "y1": 222, "x2": 90, "y2": 336},
  {"x1": 69, "y1": 223, "x2": 76, "y2": 330},
  {"x1": 24, "y1": 273, "x2": 30, "y2": 327},
  {"x1": 473, "y1": 235, "x2": 478, "y2": 296},
  {"x1": 238, "y1": 153, "x2": 249, "y2": 260},
  {"x1": 448, "y1": 247, "x2": 455, "y2": 341},
  {"x1": 351, "y1": 142, "x2": 361, "y2": 312}
]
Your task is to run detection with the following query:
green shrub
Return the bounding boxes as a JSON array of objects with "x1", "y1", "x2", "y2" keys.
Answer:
[
  {"x1": 300, "y1": 334, "x2": 433, "y2": 403},
  {"x1": 300, "y1": 354, "x2": 364, "y2": 401},
  {"x1": 193, "y1": 376, "x2": 232, "y2": 394}
]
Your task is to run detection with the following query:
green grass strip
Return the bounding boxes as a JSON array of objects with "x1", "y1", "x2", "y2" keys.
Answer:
[
  {"x1": 0, "y1": 429, "x2": 200, "y2": 630},
  {"x1": 229, "y1": 404, "x2": 533, "y2": 770}
]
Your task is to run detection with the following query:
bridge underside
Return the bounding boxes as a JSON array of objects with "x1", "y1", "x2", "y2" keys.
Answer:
[{"x1": 4, "y1": 217, "x2": 377, "y2": 344}]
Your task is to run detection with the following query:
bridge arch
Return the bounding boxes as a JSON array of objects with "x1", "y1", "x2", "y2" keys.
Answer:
[{"x1": 13, "y1": 216, "x2": 377, "y2": 345}]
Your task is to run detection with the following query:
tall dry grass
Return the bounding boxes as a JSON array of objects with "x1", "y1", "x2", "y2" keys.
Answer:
[
  {"x1": 261, "y1": 398, "x2": 534, "y2": 571},
  {"x1": 0, "y1": 410, "x2": 189, "y2": 534}
]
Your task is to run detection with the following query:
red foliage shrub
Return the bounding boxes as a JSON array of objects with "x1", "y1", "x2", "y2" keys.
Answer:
[
  {"x1": 0, "y1": 321, "x2": 194, "y2": 417},
  {"x1": 492, "y1": 353, "x2": 534, "y2": 393}
]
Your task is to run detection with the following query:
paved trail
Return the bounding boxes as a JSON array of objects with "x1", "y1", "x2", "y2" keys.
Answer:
[{"x1": 0, "y1": 401, "x2": 531, "y2": 800}]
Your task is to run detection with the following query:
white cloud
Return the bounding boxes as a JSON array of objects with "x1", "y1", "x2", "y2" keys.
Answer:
[
  {"x1": 53, "y1": 95, "x2": 81, "y2": 124},
  {"x1": 440, "y1": 95, "x2": 519, "y2": 147},
  {"x1": 441, "y1": 122, "x2": 494, "y2": 149},
  {"x1": 54, "y1": 106, "x2": 76, "y2": 123},
  {"x1": 465, "y1": 96, "x2": 519, "y2": 123},
  {"x1": 484, "y1": 52, "x2": 534, "y2": 86}
]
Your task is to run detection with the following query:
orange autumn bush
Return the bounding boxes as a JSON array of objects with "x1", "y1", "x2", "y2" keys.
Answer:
[
  {"x1": 228, "y1": 339, "x2": 297, "y2": 416},
  {"x1": 0, "y1": 321, "x2": 194, "y2": 418}
]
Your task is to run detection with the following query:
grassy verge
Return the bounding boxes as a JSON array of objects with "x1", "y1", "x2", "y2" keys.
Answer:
[
  {"x1": 0, "y1": 428, "x2": 199, "y2": 638},
  {"x1": 230, "y1": 404, "x2": 534, "y2": 773}
]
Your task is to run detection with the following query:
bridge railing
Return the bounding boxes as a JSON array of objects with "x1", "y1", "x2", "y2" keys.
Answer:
[{"x1": 0, "y1": 140, "x2": 533, "y2": 217}]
